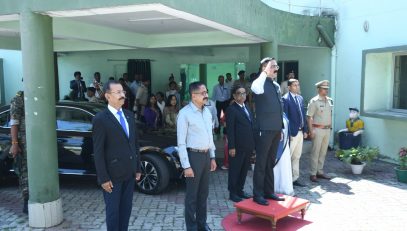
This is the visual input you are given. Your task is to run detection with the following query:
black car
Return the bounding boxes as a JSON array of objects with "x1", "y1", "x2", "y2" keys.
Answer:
[{"x1": 0, "y1": 101, "x2": 183, "y2": 194}]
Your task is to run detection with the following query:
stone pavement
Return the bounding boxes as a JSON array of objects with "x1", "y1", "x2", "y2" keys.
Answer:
[{"x1": 1, "y1": 139, "x2": 407, "y2": 230}]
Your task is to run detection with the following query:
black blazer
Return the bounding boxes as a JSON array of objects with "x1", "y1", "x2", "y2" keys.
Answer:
[
  {"x1": 282, "y1": 93, "x2": 308, "y2": 137},
  {"x1": 92, "y1": 108, "x2": 140, "y2": 184},
  {"x1": 226, "y1": 102, "x2": 255, "y2": 152},
  {"x1": 70, "y1": 79, "x2": 86, "y2": 100}
]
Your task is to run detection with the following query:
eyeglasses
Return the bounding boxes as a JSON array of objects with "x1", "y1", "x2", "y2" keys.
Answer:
[
  {"x1": 192, "y1": 91, "x2": 208, "y2": 96},
  {"x1": 271, "y1": 65, "x2": 280, "y2": 69},
  {"x1": 235, "y1": 92, "x2": 247, "y2": 97},
  {"x1": 109, "y1": 90, "x2": 126, "y2": 95}
]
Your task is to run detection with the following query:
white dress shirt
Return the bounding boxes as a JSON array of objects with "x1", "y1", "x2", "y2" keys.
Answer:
[
  {"x1": 251, "y1": 72, "x2": 281, "y2": 94},
  {"x1": 107, "y1": 104, "x2": 129, "y2": 134},
  {"x1": 157, "y1": 100, "x2": 165, "y2": 114}
]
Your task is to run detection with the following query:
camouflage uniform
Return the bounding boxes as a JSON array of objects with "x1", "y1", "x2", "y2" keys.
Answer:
[{"x1": 9, "y1": 91, "x2": 28, "y2": 201}]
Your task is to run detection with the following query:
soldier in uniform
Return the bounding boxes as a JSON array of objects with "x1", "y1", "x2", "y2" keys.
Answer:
[
  {"x1": 9, "y1": 90, "x2": 29, "y2": 214},
  {"x1": 306, "y1": 80, "x2": 333, "y2": 182}
]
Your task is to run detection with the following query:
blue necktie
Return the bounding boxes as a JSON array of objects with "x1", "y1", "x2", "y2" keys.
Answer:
[
  {"x1": 117, "y1": 110, "x2": 129, "y2": 137},
  {"x1": 295, "y1": 96, "x2": 304, "y2": 128},
  {"x1": 242, "y1": 105, "x2": 251, "y2": 121}
]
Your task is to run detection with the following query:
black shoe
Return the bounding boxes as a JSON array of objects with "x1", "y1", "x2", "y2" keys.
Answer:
[
  {"x1": 23, "y1": 199, "x2": 28, "y2": 214},
  {"x1": 238, "y1": 192, "x2": 252, "y2": 199},
  {"x1": 293, "y1": 180, "x2": 307, "y2": 187},
  {"x1": 198, "y1": 224, "x2": 212, "y2": 231},
  {"x1": 316, "y1": 174, "x2": 332, "y2": 180},
  {"x1": 253, "y1": 196, "x2": 269, "y2": 206},
  {"x1": 265, "y1": 194, "x2": 285, "y2": 201},
  {"x1": 229, "y1": 194, "x2": 243, "y2": 202}
]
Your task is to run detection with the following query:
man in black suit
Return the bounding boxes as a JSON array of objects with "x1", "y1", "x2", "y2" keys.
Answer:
[
  {"x1": 70, "y1": 71, "x2": 87, "y2": 101},
  {"x1": 250, "y1": 57, "x2": 285, "y2": 206},
  {"x1": 93, "y1": 80, "x2": 141, "y2": 231},
  {"x1": 226, "y1": 84, "x2": 255, "y2": 202},
  {"x1": 282, "y1": 79, "x2": 308, "y2": 187}
]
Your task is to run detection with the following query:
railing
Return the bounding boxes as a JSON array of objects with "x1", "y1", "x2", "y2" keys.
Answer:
[{"x1": 261, "y1": 0, "x2": 336, "y2": 17}]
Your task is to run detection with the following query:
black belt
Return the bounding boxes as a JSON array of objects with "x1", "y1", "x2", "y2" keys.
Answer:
[{"x1": 187, "y1": 148, "x2": 209, "y2": 153}]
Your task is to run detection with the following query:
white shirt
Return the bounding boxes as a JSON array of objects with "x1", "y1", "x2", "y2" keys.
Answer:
[
  {"x1": 251, "y1": 72, "x2": 268, "y2": 94},
  {"x1": 90, "y1": 81, "x2": 103, "y2": 98},
  {"x1": 157, "y1": 100, "x2": 165, "y2": 114},
  {"x1": 225, "y1": 80, "x2": 233, "y2": 89},
  {"x1": 251, "y1": 72, "x2": 280, "y2": 94},
  {"x1": 205, "y1": 99, "x2": 219, "y2": 128},
  {"x1": 212, "y1": 84, "x2": 230, "y2": 102},
  {"x1": 129, "y1": 81, "x2": 139, "y2": 97},
  {"x1": 177, "y1": 102, "x2": 216, "y2": 169},
  {"x1": 107, "y1": 104, "x2": 129, "y2": 135}
]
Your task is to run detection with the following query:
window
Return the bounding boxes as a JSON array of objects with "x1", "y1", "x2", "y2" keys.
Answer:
[
  {"x1": 277, "y1": 60, "x2": 299, "y2": 84},
  {"x1": 56, "y1": 107, "x2": 92, "y2": 131},
  {"x1": 361, "y1": 46, "x2": 407, "y2": 120},
  {"x1": 0, "y1": 110, "x2": 10, "y2": 128},
  {"x1": 393, "y1": 55, "x2": 407, "y2": 110}
]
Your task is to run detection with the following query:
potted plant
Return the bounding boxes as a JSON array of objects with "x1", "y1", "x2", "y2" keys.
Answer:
[
  {"x1": 395, "y1": 147, "x2": 407, "y2": 183},
  {"x1": 335, "y1": 147, "x2": 379, "y2": 174}
]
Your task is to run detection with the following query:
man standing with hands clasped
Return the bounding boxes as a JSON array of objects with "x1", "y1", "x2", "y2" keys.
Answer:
[
  {"x1": 251, "y1": 57, "x2": 285, "y2": 206},
  {"x1": 177, "y1": 81, "x2": 217, "y2": 231},
  {"x1": 282, "y1": 79, "x2": 308, "y2": 187},
  {"x1": 93, "y1": 80, "x2": 141, "y2": 231},
  {"x1": 226, "y1": 84, "x2": 255, "y2": 202}
]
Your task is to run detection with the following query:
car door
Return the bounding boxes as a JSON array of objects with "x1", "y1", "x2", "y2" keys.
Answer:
[
  {"x1": 0, "y1": 108, "x2": 13, "y2": 174},
  {"x1": 56, "y1": 106, "x2": 94, "y2": 174},
  {"x1": 0, "y1": 108, "x2": 11, "y2": 147}
]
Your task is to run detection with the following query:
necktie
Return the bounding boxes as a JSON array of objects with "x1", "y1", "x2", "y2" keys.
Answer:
[
  {"x1": 295, "y1": 96, "x2": 304, "y2": 128},
  {"x1": 242, "y1": 105, "x2": 251, "y2": 121},
  {"x1": 117, "y1": 110, "x2": 129, "y2": 137}
]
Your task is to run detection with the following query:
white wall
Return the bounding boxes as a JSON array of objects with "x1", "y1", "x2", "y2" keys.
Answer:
[
  {"x1": 57, "y1": 49, "x2": 179, "y2": 99},
  {"x1": 278, "y1": 45, "x2": 331, "y2": 103},
  {"x1": 1, "y1": 46, "x2": 255, "y2": 102},
  {"x1": 334, "y1": 0, "x2": 407, "y2": 159},
  {"x1": 57, "y1": 47, "x2": 254, "y2": 99},
  {"x1": 0, "y1": 49, "x2": 23, "y2": 103}
]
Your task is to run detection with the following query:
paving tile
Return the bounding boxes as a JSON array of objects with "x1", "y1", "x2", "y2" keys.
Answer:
[{"x1": 1, "y1": 139, "x2": 407, "y2": 230}]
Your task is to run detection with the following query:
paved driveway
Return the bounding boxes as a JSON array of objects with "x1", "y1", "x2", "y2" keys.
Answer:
[{"x1": 1, "y1": 140, "x2": 407, "y2": 230}]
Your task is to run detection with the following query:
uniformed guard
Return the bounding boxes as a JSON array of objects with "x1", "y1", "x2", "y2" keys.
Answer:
[
  {"x1": 306, "y1": 80, "x2": 333, "y2": 182},
  {"x1": 9, "y1": 90, "x2": 29, "y2": 213}
]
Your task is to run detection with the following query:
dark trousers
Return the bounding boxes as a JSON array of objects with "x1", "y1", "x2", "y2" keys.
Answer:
[
  {"x1": 103, "y1": 177, "x2": 135, "y2": 231},
  {"x1": 228, "y1": 149, "x2": 251, "y2": 196},
  {"x1": 216, "y1": 100, "x2": 229, "y2": 125},
  {"x1": 253, "y1": 130, "x2": 280, "y2": 198},
  {"x1": 185, "y1": 151, "x2": 210, "y2": 231}
]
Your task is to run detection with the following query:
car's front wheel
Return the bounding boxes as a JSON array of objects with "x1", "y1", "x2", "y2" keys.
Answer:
[{"x1": 136, "y1": 154, "x2": 170, "y2": 195}]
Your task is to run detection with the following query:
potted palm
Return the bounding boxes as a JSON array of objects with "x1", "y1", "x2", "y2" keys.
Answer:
[
  {"x1": 336, "y1": 147, "x2": 379, "y2": 174},
  {"x1": 395, "y1": 147, "x2": 407, "y2": 183}
]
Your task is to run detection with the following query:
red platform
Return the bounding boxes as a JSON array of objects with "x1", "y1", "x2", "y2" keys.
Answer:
[{"x1": 234, "y1": 195, "x2": 309, "y2": 231}]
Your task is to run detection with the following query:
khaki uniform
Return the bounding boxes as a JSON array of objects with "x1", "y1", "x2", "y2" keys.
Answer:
[
  {"x1": 9, "y1": 91, "x2": 28, "y2": 200},
  {"x1": 307, "y1": 95, "x2": 333, "y2": 175}
]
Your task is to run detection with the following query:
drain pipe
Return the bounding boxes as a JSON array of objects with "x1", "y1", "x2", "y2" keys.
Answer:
[
  {"x1": 329, "y1": 46, "x2": 337, "y2": 148},
  {"x1": 317, "y1": 23, "x2": 337, "y2": 148}
]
